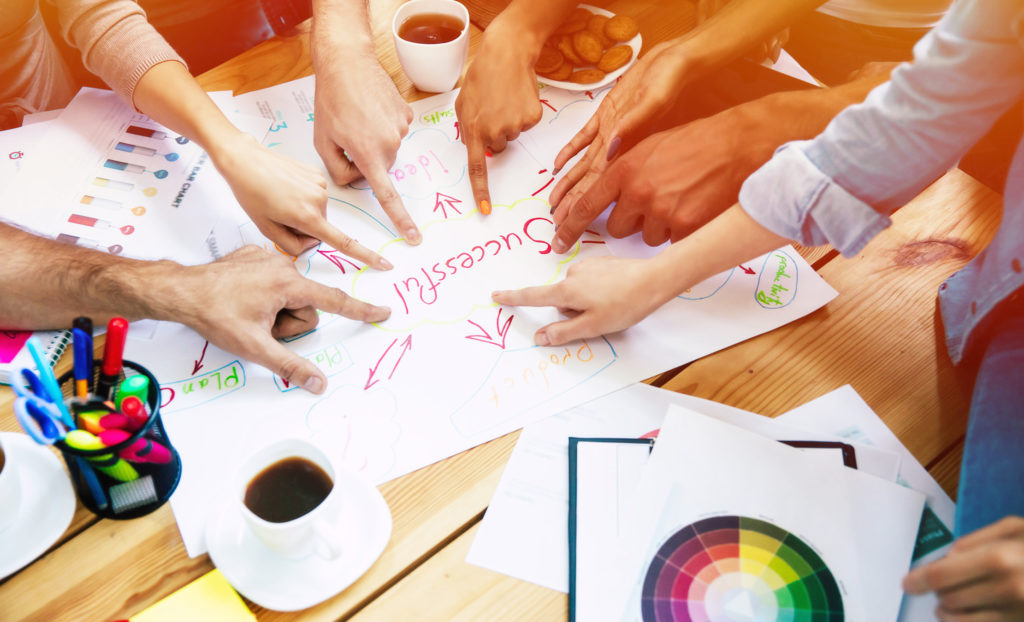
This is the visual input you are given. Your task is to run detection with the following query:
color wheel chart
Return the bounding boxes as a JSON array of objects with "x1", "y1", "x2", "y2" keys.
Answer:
[
  {"x1": 640, "y1": 516, "x2": 844, "y2": 622},
  {"x1": 58, "y1": 118, "x2": 191, "y2": 257}
]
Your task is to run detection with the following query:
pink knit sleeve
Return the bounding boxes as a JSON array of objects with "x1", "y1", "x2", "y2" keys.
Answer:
[{"x1": 56, "y1": 0, "x2": 187, "y2": 107}]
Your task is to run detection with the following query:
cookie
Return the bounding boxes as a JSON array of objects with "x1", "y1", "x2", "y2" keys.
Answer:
[
  {"x1": 597, "y1": 44, "x2": 633, "y2": 72},
  {"x1": 604, "y1": 14, "x2": 639, "y2": 42},
  {"x1": 553, "y1": 7, "x2": 591, "y2": 35},
  {"x1": 540, "y1": 61, "x2": 574, "y2": 82},
  {"x1": 534, "y1": 46, "x2": 564, "y2": 75},
  {"x1": 572, "y1": 30, "x2": 604, "y2": 65},
  {"x1": 557, "y1": 34, "x2": 584, "y2": 66},
  {"x1": 570, "y1": 68, "x2": 606, "y2": 84},
  {"x1": 586, "y1": 14, "x2": 614, "y2": 48}
]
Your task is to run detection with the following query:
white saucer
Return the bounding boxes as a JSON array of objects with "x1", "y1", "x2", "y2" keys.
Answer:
[
  {"x1": 205, "y1": 467, "x2": 392, "y2": 612},
  {"x1": 0, "y1": 432, "x2": 76, "y2": 580},
  {"x1": 537, "y1": 4, "x2": 643, "y2": 92}
]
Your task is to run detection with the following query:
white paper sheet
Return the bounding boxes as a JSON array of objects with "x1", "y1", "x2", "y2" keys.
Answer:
[
  {"x1": 88, "y1": 77, "x2": 839, "y2": 556},
  {"x1": 775, "y1": 385, "x2": 957, "y2": 622},
  {"x1": 609, "y1": 406, "x2": 923, "y2": 622},
  {"x1": 466, "y1": 384, "x2": 900, "y2": 592},
  {"x1": 0, "y1": 88, "x2": 266, "y2": 266},
  {"x1": 572, "y1": 440, "x2": 653, "y2": 622}
]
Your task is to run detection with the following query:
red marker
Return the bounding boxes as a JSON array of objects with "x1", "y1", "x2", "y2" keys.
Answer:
[
  {"x1": 119, "y1": 396, "x2": 149, "y2": 429},
  {"x1": 96, "y1": 317, "x2": 128, "y2": 400}
]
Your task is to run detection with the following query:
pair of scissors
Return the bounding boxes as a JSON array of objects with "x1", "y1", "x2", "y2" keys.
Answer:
[{"x1": 12, "y1": 367, "x2": 74, "y2": 444}]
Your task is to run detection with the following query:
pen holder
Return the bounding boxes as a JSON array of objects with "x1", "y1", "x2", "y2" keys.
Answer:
[{"x1": 55, "y1": 360, "x2": 182, "y2": 519}]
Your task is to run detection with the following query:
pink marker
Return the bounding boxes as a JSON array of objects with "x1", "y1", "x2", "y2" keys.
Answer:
[
  {"x1": 98, "y1": 429, "x2": 172, "y2": 464},
  {"x1": 98, "y1": 412, "x2": 140, "y2": 432}
]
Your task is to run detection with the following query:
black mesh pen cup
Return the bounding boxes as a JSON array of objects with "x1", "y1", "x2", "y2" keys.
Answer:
[{"x1": 55, "y1": 360, "x2": 182, "y2": 519}]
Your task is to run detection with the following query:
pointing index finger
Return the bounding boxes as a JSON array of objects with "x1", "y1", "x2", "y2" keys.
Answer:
[
  {"x1": 363, "y1": 163, "x2": 422, "y2": 245},
  {"x1": 466, "y1": 137, "x2": 492, "y2": 215},
  {"x1": 304, "y1": 215, "x2": 393, "y2": 271}
]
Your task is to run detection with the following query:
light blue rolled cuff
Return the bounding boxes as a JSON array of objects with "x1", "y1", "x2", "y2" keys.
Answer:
[{"x1": 738, "y1": 143, "x2": 892, "y2": 257}]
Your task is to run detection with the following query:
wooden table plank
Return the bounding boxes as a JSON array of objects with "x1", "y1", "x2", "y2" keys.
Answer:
[
  {"x1": 660, "y1": 169, "x2": 1002, "y2": 470},
  {"x1": 350, "y1": 523, "x2": 567, "y2": 622}
]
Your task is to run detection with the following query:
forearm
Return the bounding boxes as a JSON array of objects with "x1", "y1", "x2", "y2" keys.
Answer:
[
  {"x1": 311, "y1": 0, "x2": 377, "y2": 75},
  {"x1": 749, "y1": 66, "x2": 894, "y2": 142},
  {"x1": 653, "y1": 204, "x2": 791, "y2": 300},
  {"x1": 0, "y1": 224, "x2": 185, "y2": 330},
  {"x1": 675, "y1": 0, "x2": 824, "y2": 81},
  {"x1": 130, "y1": 61, "x2": 250, "y2": 168},
  {"x1": 483, "y1": 0, "x2": 580, "y2": 60}
]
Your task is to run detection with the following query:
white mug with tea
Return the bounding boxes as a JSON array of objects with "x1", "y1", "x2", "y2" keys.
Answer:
[
  {"x1": 0, "y1": 436, "x2": 23, "y2": 533},
  {"x1": 392, "y1": 0, "x2": 470, "y2": 93},
  {"x1": 236, "y1": 438, "x2": 343, "y2": 559}
]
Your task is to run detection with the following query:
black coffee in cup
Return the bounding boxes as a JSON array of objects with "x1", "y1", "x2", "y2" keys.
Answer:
[{"x1": 244, "y1": 457, "x2": 332, "y2": 523}]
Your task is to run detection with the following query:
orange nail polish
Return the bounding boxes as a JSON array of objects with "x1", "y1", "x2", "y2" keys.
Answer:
[{"x1": 480, "y1": 200, "x2": 491, "y2": 215}]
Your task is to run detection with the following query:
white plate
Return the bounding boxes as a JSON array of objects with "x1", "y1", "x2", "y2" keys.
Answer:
[
  {"x1": 205, "y1": 466, "x2": 392, "y2": 612},
  {"x1": 537, "y1": 4, "x2": 643, "y2": 92},
  {"x1": 0, "y1": 432, "x2": 76, "y2": 580}
]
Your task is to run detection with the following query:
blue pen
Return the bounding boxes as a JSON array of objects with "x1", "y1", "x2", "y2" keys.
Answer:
[
  {"x1": 72, "y1": 328, "x2": 92, "y2": 400},
  {"x1": 26, "y1": 336, "x2": 74, "y2": 428}
]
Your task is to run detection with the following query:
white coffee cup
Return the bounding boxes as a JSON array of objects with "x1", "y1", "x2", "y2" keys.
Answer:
[
  {"x1": 236, "y1": 438, "x2": 343, "y2": 560},
  {"x1": 392, "y1": 0, "x2": 470, "y2": 93},
  {"x1": 0, "y1": 436, "x2": 23, "y2": 533}
]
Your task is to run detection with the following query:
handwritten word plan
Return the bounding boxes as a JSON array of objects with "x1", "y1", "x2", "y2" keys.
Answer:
[{"x1": 106, "y1": 77, "x2": 839, "y2": 556}]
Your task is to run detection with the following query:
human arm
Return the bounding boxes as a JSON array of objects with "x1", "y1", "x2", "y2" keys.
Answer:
[
  {"x1": 310, "y1": 0, "x2": 421, "y2": 245},
  {"x1": 550, "y1": 65, "x2": 894, "y2": 252},
  {"x1": 903, "y1": 516, "x2": 1024, "y2": 621},
  {"x1": 492, "y1": 203, "x2": 788, "y2": 345},
  {"x1": 548, "y1": 0, "x2": 824, "y2": 212},
  {"x1": 454, "y1": 0, "x2": 580, "y2": 215},
  {"x1": 58, "y1": 0, "x2": 392, "y2": 266},
  {"x1": 0, "y1": 224, "x2": 389, "y2": 394}
]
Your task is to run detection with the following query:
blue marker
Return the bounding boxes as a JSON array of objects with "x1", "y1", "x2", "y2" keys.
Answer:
[
  {"x1": 73, "y1": 328, "x2": 92, "y2": 400},
  {"x1": 26, "y1": 337, "x2": 74, "y2": 428},
  {"x1": 73, "y1": 317, "x2": 94, "y2": 395}
]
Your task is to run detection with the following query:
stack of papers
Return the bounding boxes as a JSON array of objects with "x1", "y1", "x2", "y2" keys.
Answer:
[{"x1": 468, "y1": 384, "x2": 956, "y2": 621}]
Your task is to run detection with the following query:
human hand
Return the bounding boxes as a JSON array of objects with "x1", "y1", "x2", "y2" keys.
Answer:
[
  {"x1": 549, "y1": 40, "x2": 689, "y2": 214},
  {"x1": 455, "y1": 27, "x2": 544, "y2": 215},
  {"x1": 212, "y1": 133, "x2": 394, "y2": 269},
  {"x1": 903, "y1": 516, "x2": 1024, "y2": 620},
  {"x1": 174, "y1": 245, "x2": 390, "y2": 394},
  {"x1": 551, "y1": 94, "x2": 782, "y2": 252},
  {"x1": 313, "y1": 55, "x2": 421, "y2": 245},
  {"x1": 491, "y1": 254, "x2": 672, "y2": 346}
]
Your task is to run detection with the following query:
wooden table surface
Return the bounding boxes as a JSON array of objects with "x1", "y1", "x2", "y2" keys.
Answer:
[{"x1": 0, "y1": 1, "x2": 1002, "y2": 620}]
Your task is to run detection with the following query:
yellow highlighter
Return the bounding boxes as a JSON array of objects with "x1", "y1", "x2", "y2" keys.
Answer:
[{"x1": 65, "y1": 430, "x2": 139, "y2": 482}]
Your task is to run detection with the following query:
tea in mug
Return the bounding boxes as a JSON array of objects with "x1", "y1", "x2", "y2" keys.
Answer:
[
  {"x1": 244, "y1": 456, "x2": 333, "y2": 523},
  {"x1": 398, "y1": 13, "x2": 464, "y2": 44}
]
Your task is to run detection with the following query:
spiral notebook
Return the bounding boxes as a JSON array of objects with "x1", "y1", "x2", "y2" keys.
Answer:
[{"x1": 0, "y1": 329, "x2": 72, "y2": 384}]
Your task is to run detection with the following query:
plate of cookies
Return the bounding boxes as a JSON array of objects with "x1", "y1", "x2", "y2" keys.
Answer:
[{"x1": 535, "y1": 4, "x2": 642, "y2": 92}]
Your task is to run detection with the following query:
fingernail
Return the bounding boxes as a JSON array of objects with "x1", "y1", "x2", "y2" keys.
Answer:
[
  {"x1": 552, "y1": 167, "x2": 561, "y2": 176},
  {"x1": 480, "y1": 200, "x2": 491, "y2": 215},
  {"x1": 304, "y1": 376, "x2": 325, "y2": 394},
  {"x1": 550, "y1": 205, "x2": 556, "y2": 215},
  {"x1": 552, "y1": 238, "x2": 568, "y2": 254},
  {"x1": 405, "y1": 227, "x2": 422, "y2": 245},
  {"x1": 606, "y1": 136, "x2": 621, "y2": 161},
  {"x1": 536, "y1": 331, "x2": 551, "y2": 346},
  {"x1": 378, "y1": 256, "x2": 394, "y2": 270},
  {"x1": 491, "y1": 290, "x2": 505, "y2": 300}
]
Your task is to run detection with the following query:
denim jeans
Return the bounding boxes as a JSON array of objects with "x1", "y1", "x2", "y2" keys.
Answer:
[{"x1": 955, "y1": 304, "x2": 1024, "y2": 537}]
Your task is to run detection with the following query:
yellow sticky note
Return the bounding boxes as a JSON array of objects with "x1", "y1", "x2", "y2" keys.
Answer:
[{"x1": 131, "y1": 570, "x2": 254, "y2": 622}]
